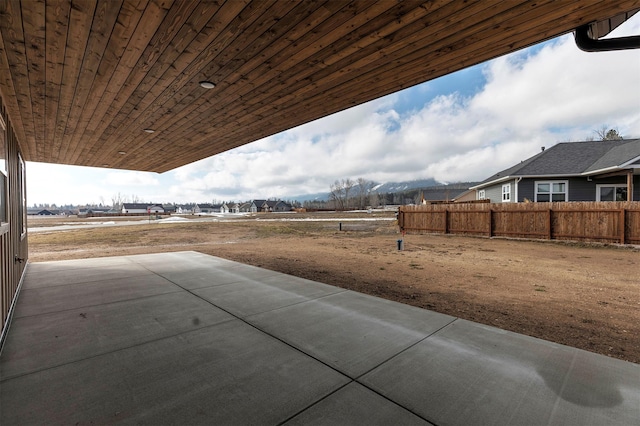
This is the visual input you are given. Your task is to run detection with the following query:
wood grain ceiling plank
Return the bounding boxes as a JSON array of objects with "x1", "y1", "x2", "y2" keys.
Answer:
[
  {"x1": 160, "y1": 1, "x2": 616, "y2": 171},
  {"x1": 76, "y1": 0, "x2": 173, "y2": 164},
  {"x1": 0, "y1": 7, "x2": 29, "y2": 158},
  {"x1": 187, "y1": 1, "x2": 554, "y2": 142},
  {"x1": 115, "y1": 1, "x2": 391, "y2": 165},
  {"x1": 109, "y1": 0, "x2": 326, "y2": 164},
  {"x1": 136, "y1": 1, "x2": 471, "y2": 163},
  {"x1": 84, "y1": 0, "x2": 201, "y2": 158},
  {"x1": 2, "y1": 1, "x2": 637, "y2": 170},
  {"x1": 45, "y1": 0, "x2": 71, "y2": 162},
  {"x1": 0, "y1": 0, "x2": 35, "y2": 158},
  {"x1": 185, "y1": 1, "x2": 632, "y2": 166},
  {"x1": 51, "y1": 0, "x2": 97, "y2": 163},
  {"x1": 62, "y1": 0, "x2": 148, "y2": 165},
  {"x1": 22, "y1": 0, "x2": 47, "y2": 160},
  {"x1": 85, "y1": 0, "x2": 232, "y2": 165},
  {"x1": 77, "y1": 0, "x2": 224, "y2": 165},
  {"x1": 58, "y1": 0, "x2": 123, "y2": 163},
  {"x1": 135, "y1": 0, "x2": 455, "y2": 155},
  {"x1": 210, "y1": 2, "x2": 501, "y2": 129},
  {"x1": 67, "y1": 0, "x2": 174, "y2": 165},
  {"x1": 99, "y1": 0, "x2": 281, "y2": 163},
  {"x1": 297, "y1": 0, "x2": 639, "y2": 108}
]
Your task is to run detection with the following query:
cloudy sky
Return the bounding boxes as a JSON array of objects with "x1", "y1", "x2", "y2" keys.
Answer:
[{"x1": 28, "y1": 16, "x2": 640, "y2": 207}]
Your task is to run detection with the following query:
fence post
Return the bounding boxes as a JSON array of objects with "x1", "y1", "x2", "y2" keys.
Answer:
[
  {"x1": 547, "y1": 208, "x2": 553, "y2": 240},
  {"x1": 444, "y1": 210, "x2": 449, "y2": 234},
  {"x1": 620, "y1": 208, "x2": 626, "y2": 244},
  {"x1": 488, "y1": 210, "x2": 493, "y2": 237}
]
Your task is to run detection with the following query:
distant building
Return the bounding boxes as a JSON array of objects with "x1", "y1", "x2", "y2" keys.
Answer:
[
  {"x1": 122, "y1": 203, "x2": 164, "y2": 214},
  {"x1": 274, "y1": 201, "x2": 293, "y2": 212}
]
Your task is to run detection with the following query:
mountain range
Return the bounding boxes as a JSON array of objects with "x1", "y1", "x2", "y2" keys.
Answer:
[{"x1": 289, "y1": 179, "x2": 477, "y2": 202}]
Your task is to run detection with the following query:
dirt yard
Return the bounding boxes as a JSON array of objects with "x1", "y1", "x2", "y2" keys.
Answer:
[{"x1": 27, "y1": 213, "x2": 640, "y2": 363}]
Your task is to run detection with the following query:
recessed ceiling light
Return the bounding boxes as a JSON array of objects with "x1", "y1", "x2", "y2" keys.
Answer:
[
  {"x1": 144, "y1": 129, "x2": 155, "y2": 133},
  {"x1": 199, "y1": 81, "x2": 215, "y2": 89},
  {"x1": 118, "y1": 151, "x2": 126, "y2": 155}
]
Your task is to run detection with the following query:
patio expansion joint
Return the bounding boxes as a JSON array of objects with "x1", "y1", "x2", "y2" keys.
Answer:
[
  {"x1": 353, "y1": 317, "x2": 459, "y2": 382},
  {"x1": 12, "y1": 287, "x2": 185, "y2": 320},
  {"x1": 0, "y1": 317, "x2": 239, "y2": 384},
  {"x1": 19, "y1": 271, "x2": 155, "y2": 291},
  {"x1": 162, "y1": 270, "x2": 452, "y2": 426}
]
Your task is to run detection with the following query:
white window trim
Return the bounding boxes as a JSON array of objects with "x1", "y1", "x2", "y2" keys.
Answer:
[
  {"x1": 534, "y1": 180, "x2": 569, "y2": 202},
  {"x1": 501, "y1": 184, "x2": 511, "y2": 202},
  {"x1": 477, "y1": 189, "x2": 486, "y2": 200},
  {"x1": 596, "y1": 184, "x2": 628, "y2": 202}
]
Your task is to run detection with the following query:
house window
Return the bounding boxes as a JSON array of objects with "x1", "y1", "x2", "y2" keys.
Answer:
[
  {"x1": 535, "y1": 181, "x2": 568, "y2": 202},
  {"x1": 0, "y1": 115, "x2": 7, "y2": 227},
  {"x1": 596, "y1": 184, "x2": 627, "y2": 201},
  {"x1": 501, "y1": 184, "x2": 511, "y2": 202},
  {"x1": 478, "y1": 189, "x2": 486, "y2": 200}
]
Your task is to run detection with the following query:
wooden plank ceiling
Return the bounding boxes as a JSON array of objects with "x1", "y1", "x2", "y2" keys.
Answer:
[{"x1": 0, "y1": 0, "x2": 638, "y2": 173}]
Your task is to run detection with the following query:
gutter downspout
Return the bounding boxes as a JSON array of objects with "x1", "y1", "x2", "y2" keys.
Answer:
[
  {"x1": 515, "y1": 177, "x2": 522, "y2": 202},
  {"x1": 574, "y1": 24, "x2": 640, "y2": 52}
]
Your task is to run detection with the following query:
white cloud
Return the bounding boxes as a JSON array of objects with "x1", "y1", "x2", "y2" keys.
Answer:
[{"x1": 103, "y1": 171, "x2": 160, "y2": 187}]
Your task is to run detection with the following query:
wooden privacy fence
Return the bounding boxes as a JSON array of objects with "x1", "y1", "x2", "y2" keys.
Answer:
[{"x1": 398, "y1": 201, "x2": 640, "y2": 245}]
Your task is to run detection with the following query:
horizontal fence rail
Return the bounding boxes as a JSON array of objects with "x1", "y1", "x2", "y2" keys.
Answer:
[{"x1": 398, "y1": 201, "x2": 640, "y2": 245}]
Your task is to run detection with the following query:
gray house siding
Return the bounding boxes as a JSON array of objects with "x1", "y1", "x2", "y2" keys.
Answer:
[
  {"x1": 518, "y1": 176, "x2": 639, "y2": 202},
  {"x1": 478, "y1": 179, "x2": 521, "y2": 203},
  {"x1": 482, "y1": 183, "x2": 507, "y2": 203}
]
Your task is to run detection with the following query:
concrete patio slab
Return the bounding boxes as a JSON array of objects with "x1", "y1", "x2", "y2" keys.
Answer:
[
  {"x1": 2, "y1": 251, "x2": 638, "y2": 425},
  {"x1": 360, "y1": 319, "x2": 640, "y2": 426},
  {"x1": 193, "y1": 273, "x2": 346, "y2": 317},
  {"x1": 247, "y1": 290, "x2": 456, "y2": 378},
  {"x1": 1, "y1": 292, "x2": 234, "y2": 379},
  {"x1": 284, "y1": 382, "x2": 432, "y2": 426},
  {"x1": 14, "y1": 273, "x2": 181, "y2": 318},
  {"x1": 1, "y1": 320, "x2": 350, "y2": 425}
]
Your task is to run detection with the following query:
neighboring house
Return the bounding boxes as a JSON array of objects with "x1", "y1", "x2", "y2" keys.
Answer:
[
  {"x1": 122, "y1": 203, "x2": 164, "y2": 214},
  {"x1": 262, "y1": 200, "x2": 278, "y2": 212},
  {"x1": 162, "y1": 204, "x2": 177, "y2": 214},
  {"x1": 195, "y1": 203, "x2": 215, "y2": 213},
  {"x1": 274, "y1": 201, "x2": 293, "y2": 212},
  {"x1": 30, "y1": 209, "x2": 56, "y2": 216},
  {"x1": 147, "y1": 205, "x2": 164, "y2": 214},
  {"x1": 452, "y1": 189, "x2": 477, "y2": 203},
  {"x1": 251, "y1": 200, "x2": 266, "y2": 213},
  {"x1": 176, "y1": 204, "x2": 194, "y2": 214},
  {"x1": 229, "y1": 203, "x2": 240, "y2": 213},
  {"x1": 208, "y1": 203, "x2": 228, "y2": 213},
  {"x1": 79, "y1": 207, "x2": 111, "y2": 216},
  {"x1": 470, "y1": 139, "x2": 640, "y2": 203},
  {"x1": 238, "y1": 202, "x2": 253, "y2": 213},
  {"x1": 418, "y1": 185, "x2": 472, "y2": 203}
]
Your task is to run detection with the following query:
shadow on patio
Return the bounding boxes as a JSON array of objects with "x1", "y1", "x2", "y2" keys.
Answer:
[{"x1": 1, "y1": 251, "x2": 637, "y2": 425}]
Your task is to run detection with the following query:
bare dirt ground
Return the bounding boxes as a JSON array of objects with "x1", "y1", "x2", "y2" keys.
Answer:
[{"x1": 27, "y1": 213, "x2": 640, "y2": 363}]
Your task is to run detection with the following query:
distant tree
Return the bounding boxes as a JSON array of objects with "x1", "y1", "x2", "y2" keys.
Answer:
[
  {"x1": 342, "y1": 178, "x2": 354, "y2": 209},
  {"x1": 111, "y1": 192, "x2": 125, "y2": 211},
  {"x1": 355, "y1": 178, "x2": 374, "y2": 209},
  {"x1": 329, "y1": 180, "x2": 346, "y2": 210},
  {"x1": 594, "y1": 126, "x2": 623, "y2": 141}
]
